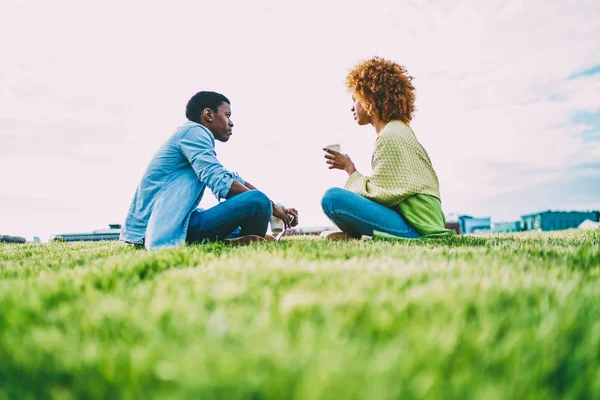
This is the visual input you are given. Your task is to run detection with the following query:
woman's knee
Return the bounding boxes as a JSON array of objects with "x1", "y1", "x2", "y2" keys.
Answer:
[{"x1": 321, "y1": 187, "x2": 348, "y2": 215}]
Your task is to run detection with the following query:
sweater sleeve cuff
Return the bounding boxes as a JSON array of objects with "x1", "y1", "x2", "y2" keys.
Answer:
[{"x1": 344, "y1": 171, "x2": 366, "y2": 192}]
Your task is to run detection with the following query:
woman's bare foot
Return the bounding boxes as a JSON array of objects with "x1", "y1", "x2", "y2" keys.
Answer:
[{"x1": 321, "y1": 231, "x2": 355, "y2": 241}]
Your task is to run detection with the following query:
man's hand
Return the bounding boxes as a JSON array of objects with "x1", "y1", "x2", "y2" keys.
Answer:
[
  {"x1": 242, "y1": 181, "x2": 299, "y2": 229},
  {"x1": 273, "y1": 203, "x2": 299, "y2": 229},
  {"x1": 272, "y1": 203, "x2": 290, "y2": 228},
  {"x1": 286, "y1": 208, "x2": 299, "y2": 227},
  {"x1": 323, "y1": 148, "x2": 357, "y2": 176}
]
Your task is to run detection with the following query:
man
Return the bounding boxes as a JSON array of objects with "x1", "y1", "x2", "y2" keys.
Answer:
[{"x1": 120, "y1": 91, "x2": 298, "y2": 250}]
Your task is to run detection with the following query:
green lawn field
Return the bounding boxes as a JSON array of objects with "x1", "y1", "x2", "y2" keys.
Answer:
[{"x1": 1, "y1": 231, "x2": 599, "y2": 399}]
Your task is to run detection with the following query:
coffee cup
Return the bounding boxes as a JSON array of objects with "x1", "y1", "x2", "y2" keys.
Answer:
[
  {"x1": 270, "y1": 216, "x2": 284, "y2": 234},
  {"x1": 325, "y1": 144, "x2": 341, "y2": 153}
]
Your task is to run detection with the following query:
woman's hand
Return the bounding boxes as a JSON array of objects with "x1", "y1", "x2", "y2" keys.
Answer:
[{"x1": 323, "y1": 148, "x2": 357, "y2": 176}]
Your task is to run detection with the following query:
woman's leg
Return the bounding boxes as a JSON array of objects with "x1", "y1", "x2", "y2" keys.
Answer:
[
  {"x1": 187, "y1": 190, "x2": 272, "y2": 243},
  {"x1": 321, "y1": 187, "x2": 420, "y2": 238}
]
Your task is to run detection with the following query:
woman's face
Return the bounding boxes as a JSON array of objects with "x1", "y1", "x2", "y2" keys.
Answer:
[{"x1": 351, "y1": 96, "x2": 371, "y2": 126}]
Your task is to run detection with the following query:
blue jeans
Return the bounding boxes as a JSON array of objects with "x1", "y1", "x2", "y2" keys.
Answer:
[
  {"x1": 321, "y1": 187, "x2": 420, "y2": 238},
  {"x1": 186, "y1": 190, "x2": 272, "y2": 243}
]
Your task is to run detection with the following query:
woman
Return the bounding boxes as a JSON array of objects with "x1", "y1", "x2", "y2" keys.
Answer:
[{"x1": 321, "y1": 57, "x2": 453, "y2": 240}]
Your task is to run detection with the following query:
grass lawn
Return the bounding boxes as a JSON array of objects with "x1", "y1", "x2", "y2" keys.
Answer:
[{"x1": 0, "y1": 231, "x2": 599, "y2": 399}]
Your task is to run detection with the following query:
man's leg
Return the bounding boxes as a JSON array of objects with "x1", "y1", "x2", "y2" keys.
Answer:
[
  {"x1": 321, "y1": 187, "x2": 420, "y2": 238},
  {"x1": 187, "y1": 191, "x2": 272, "y2": 244}
]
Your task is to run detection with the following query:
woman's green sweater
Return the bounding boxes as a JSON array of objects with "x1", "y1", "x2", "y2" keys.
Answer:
[{"x1": 344, "y1": 120, "x2": 454, "y2": 239}]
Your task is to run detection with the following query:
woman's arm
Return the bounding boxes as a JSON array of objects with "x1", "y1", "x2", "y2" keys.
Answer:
[
  {"x1": 342, "y1": 133, "x2": 413, "y2": 207},
  {"x1": 323, "y1": 148, "x2": 357, "y2": 176}
]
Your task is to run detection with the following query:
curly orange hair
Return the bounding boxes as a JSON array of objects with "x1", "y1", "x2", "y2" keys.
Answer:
[{"x1": 346, "y1": 57, "x2": 416, "y2": 124}]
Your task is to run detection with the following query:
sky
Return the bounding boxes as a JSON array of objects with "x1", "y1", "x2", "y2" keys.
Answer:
[{"x1": 1, "y1": 0, "x2": 599, "y2": 241}]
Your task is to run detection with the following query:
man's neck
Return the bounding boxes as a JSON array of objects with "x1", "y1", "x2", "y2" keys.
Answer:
[{"x1": 198, "y1": 120, "x2": 210, "y2": 130}]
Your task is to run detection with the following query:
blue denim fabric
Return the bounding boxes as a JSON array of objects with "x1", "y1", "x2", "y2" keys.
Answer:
[
  {"x1": 187, "y1": 191, "x2": 272, "y2": 243},
  {"x1": 120, "y1": 121, "x2": 245, "y2": 250},
  {"x1": 321, "y1": 187, "x2": 420, "y2": 238}
]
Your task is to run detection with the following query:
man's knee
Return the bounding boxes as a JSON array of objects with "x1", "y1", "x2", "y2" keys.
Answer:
[
  {"x1": 245, "y1": 190, "x2": 273, "y2": 218},
  {"x1": 321, "y1": 187, "x2": 346, "y2": 215}
]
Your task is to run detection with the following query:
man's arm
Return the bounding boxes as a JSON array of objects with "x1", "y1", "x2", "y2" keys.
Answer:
[
  {"x1": 226, "y1": 180, "x2": 251, "y2": 198},
  {"x1": 237, "y1": 180, "x2": 299, "y2": 228},
  {"x1": 225, "y1": 180, "x2": 259, "y2": 198},
  {"x1": 178, "y1": 127, "x2": 243, "y2": 200},
  {"x1": 178, "y1": 127, "x2": 298, "y2": 226}
]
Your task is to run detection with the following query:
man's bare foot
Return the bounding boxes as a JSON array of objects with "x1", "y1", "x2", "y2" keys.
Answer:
[{"x1": 224, "y1": 235, "x2": 266, "y2": 246}]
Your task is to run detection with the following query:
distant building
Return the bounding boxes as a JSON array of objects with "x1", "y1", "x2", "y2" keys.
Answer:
[
  {"x1": 52, "y1": 224, "x2": 121, "y2": 242},
  {"x1": 459, "y1": 215, "x2": 491, "y2": 234},
  {"x1": 444, "y1": 213, "x2": 461, "y2": 234},
  {"x1": 445, "y1": 221, "x2": 461, "y2": 235},
  {"x1": 492, "y1": 221, "x2": 522, "y2": 233},
  {"x1": 521, "y1": 211, "x2": 599, "y2": 232},
  {"x1": 0, "y1": 235, "x2": 26, "y2": 244}
]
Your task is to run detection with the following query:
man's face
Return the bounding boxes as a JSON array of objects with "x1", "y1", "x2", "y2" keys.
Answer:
[
  {"x1": 209, "y1": 102, "x2": 234, "y2": 142},
  {"x1": 351, "y1": 96, "x2": 370, "y2": 126}
]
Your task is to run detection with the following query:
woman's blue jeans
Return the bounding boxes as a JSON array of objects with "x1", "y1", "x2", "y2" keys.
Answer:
[
  {"x1": 321, "y1": 187, "x2": 420, "y2": 238},
  {"x1": 186, "y1": 190, "x2": 272, "y2": 243}
]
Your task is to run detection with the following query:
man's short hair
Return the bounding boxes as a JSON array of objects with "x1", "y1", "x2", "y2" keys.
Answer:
[{"x1": 185, "y1": 91, "x2": 230, "y2": 123}]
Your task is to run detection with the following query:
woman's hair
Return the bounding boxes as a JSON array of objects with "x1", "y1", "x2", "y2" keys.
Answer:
[{"x1": 346, "y1": 57, "x2": 416, "y2": 124}]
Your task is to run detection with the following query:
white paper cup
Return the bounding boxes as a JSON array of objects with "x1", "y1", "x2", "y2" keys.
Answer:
[
  {"x1": 325, "y1": 144, "x2": 341, "y2": 153},
  {"x1": 270, "y1": 216, "x2": 284, "y2": 234}
]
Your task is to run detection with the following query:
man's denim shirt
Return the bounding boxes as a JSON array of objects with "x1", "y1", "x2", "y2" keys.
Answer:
[{"x1": 120, "y1": 121, "x2": 244, "y2": 250}]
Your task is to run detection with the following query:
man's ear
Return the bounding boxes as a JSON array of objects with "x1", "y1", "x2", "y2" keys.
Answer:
[{"x1": 203, "y1": 108, "x2": 213, "y2": 122}]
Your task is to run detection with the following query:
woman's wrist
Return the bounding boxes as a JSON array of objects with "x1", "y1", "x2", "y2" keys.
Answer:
[{"x1": 345, "y1": 164, "x2": 357, "y2": 176}]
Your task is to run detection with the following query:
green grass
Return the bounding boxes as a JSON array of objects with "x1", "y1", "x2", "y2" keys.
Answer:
[{"x1": 0, "y1": 231, "x2": 599, "y2": 399}]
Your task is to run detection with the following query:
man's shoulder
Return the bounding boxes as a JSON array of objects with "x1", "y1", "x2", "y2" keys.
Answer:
[
  {"x1": 175, "y1": 121, "x2": 210, "y2": 136},
  {"x1": 172, "y1": 121, "x2": 214, "y2": 144}
]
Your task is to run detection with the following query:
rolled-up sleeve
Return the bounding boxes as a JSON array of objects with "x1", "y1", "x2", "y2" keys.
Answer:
[
  {"x1": 178, "y1": 127, "x2": 239, "y2": 200},
  {"x1": 232, "y1": 172, "x2": 245, "y2": 185}
]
